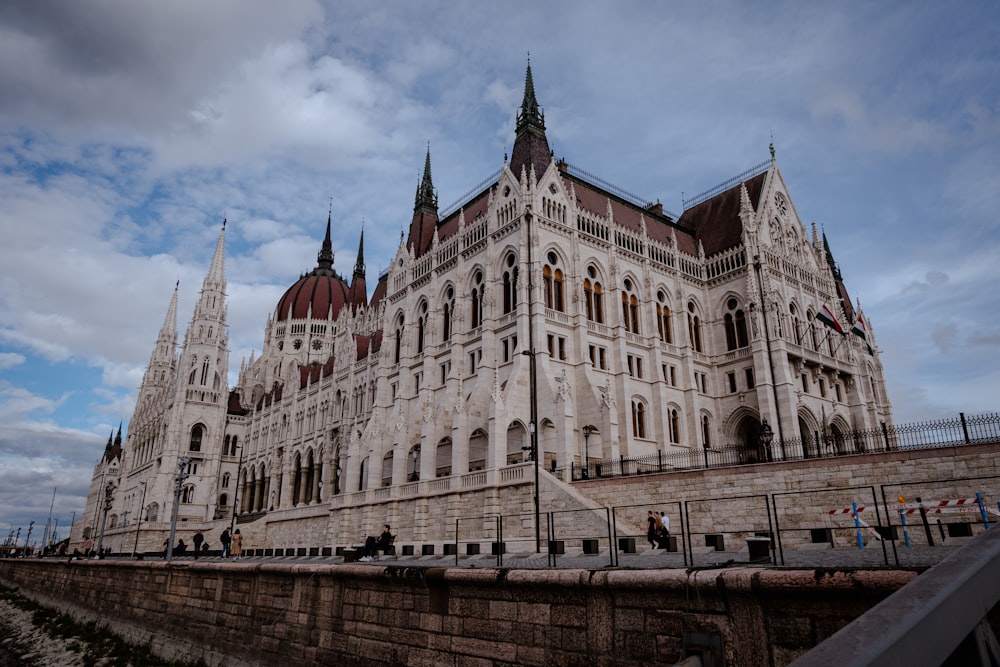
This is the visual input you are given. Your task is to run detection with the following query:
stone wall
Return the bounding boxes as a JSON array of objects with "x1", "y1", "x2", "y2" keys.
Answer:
[
  {"x1": 0, "y1": 558, "x2": 916, "y2": 667},
  {"x1": 575, "y1": 442, "x2": 1000, "y2": 545}
]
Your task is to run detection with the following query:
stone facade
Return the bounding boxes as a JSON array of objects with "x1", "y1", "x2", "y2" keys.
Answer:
[
  {"x1": 0, "y1": 558, "x2": 917, "y2": 667},
  {"x1": 74, "y1": 63, "x2": 893, "y2": 556}
]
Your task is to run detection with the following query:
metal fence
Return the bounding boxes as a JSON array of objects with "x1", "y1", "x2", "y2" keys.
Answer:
[{"x1": 570, "y1": 412, "x2": 1000, "y2": 482}]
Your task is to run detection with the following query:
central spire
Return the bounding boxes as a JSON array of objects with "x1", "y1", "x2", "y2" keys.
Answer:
[
  {"x1": 314, "y1": 208, "x2": 335, "y2": 276},
  {"x1": 515, "y1": 57, "x2": 545, "y2": 136},
  {"x1": 414, "y1": 144, "x2": 438, "y2": 214},
  {"x1": 509, "y1": 58, "x2": 552, "y2": 181}
]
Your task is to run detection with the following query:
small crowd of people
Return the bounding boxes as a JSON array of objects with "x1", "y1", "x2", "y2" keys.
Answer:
[
  {"x1": 646, "y1": 510, "x2": 671, "y2": 549},
  {"x1": 162, "y1": 528, "x2": 242, "y2": 559}
]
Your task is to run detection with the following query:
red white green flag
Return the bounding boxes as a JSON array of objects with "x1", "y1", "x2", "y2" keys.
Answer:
[
  {"x1": 851, "y1": 313, "x2": 874, "y2": 354},
  {"x1": 815, "y1": 303, "x2": 845, "y2": 334}
]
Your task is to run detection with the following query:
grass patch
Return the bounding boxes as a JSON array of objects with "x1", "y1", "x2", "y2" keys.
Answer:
[{"x1": 0, "y1": 583, "x2": 210, "y2": 667}]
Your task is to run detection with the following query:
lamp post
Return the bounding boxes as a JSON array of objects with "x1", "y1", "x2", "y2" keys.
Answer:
[
  {"x1": 23, "y1": 521, "x2": 34, "y2": 557},
  {"x1": 166, "y1": 457, "x2": 191, "y2": 562},
  {"x1": 582, "y1": 425, "x2": 594, "y2": 480},
  {"x1": 132, "y1": 480, "x2": 147, "y2": 557},
  {"x1": 229, "y1": 445, "x2": 244, "y2": 533},
  {"x1": 96, "y1": 482, "x2": 115, "y2": 556},
  {"x1": 759, "y1": 419, "x2": 774, "y2": 462}
]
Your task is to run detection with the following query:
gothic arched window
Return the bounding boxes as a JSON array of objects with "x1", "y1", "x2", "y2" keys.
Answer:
[
  {"x1": 621, "y1": 279, "x2": 640, "y2": 334},
  {"x1": 189, "y1": 424, "x2": 204, "y2": 452},
  {"x1": 656, "y1": 290, "x2": 672, "y2": 343},
  {"x1": 442, "y1": 286, "x2": 454, "y2": 341},
  {"x1": 502, "y1": 253, "x2": 518, "y2": 314},
  {"x1": 543, "y1": 252, "x2": 564, "y2": 312},
  {"x1": 687, "y1": 302, "x2": 703, "y2": 353},
  {"x1": 583, "y1": 266, "x2": 604, "y2": 323},
  {"x1": 471, "y1": 270, "x2": 484, "y2": 329}
]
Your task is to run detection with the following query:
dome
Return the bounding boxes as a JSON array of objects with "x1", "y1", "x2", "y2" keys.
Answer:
[
  {"x1": 274, "y1": 214, "x2": 351, "y2": 322},
  {"x1": 275, "y1": 272, "x2": 350, "y2": 322}
]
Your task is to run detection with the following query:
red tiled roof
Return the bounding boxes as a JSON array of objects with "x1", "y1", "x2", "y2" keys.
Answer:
[
  {"x1": 677, "y1": 171, "x2": 767, "y2": 257},
  {"x1": 275, "y1": 273, "x2": 351, "y2": 322}
]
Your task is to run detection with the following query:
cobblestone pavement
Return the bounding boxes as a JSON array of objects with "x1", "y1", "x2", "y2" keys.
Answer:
[{"x1": 137, "y1": 538, "x2": 968, "y2": 571}]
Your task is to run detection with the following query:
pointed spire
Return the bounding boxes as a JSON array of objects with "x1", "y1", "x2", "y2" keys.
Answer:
[
  {"x1": 823, "y1": 231, "x2": 843, "y2": 282},
  {"x1": 353, "y1": 222, "x2": 366, "y2": 278},
  {"x1": 315, "y1": 207, "x2": 335, "y2": 275},
  {"x1": 114, "y1": 422, "x2": 122, "y2": 447},
  {"x1": 414, "y1": 143, "x2": 438, "y2": 213},
  {"x1": 161, "y1": 281, "x2": 179, "y2": 340},
  {"x1": 510, "y1": 57, "x2": 552, "y2": 181},
  {"x1": 516, "y1": 55, "x2": 545, "y2": 136},
  {"x1": 204, "y1": 219, "x2": 227, "y2": 290}
]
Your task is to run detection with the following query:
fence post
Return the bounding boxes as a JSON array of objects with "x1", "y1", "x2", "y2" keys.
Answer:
[
  {"x1": 960, "y1": 412, "x2": 970, "y2": 444},
  {"x1": 917, "y1": 496, "x2": 934, "y2": 546},
  {"x1": 881, "y1": 421, "x2": 890, "y2": 450}
]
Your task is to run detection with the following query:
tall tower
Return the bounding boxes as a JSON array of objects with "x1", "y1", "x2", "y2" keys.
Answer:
[{"x1": 163, "y1": 221, "x2": 231, "y2": 523}]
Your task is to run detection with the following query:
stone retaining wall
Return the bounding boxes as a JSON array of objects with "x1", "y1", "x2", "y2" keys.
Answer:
[{"x1": 0, "y1": 558, "x2": 917, "y2": 666}]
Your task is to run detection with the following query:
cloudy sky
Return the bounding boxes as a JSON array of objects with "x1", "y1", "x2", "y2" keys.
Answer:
[{"x1": 1, "y1": 1, "x2": 998, "y2": 540}]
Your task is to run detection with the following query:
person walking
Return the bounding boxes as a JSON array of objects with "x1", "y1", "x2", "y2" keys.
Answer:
[
  {"x1": 231, "y1": 529, "x2": 243, "y2": 560},
  {"x1": 219, "y1": 528, "x2": 232, "y2": 558},
  {"x1": 192, "y1": 531, "x2": 204, "y2": 559},
  {"x1": 646, "y1": 511, "x2": 657, "y2": 548}
]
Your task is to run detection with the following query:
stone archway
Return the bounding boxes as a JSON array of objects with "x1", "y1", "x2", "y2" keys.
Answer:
[{"x1": 735, "y1": 415, "x2": 767, "y2": 464}]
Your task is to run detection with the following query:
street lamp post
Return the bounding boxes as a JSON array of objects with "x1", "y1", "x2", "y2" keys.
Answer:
[
  {"x1": 132, "y1": 480, "x2": 147, "y2": 557},
  {"x1": 95, "y1": 482, "x2": 115, "y2": 557},
  {"x1": 23, "y1": 521, "x2": 34, "y2": 557},
  {"x1": 230, "y1": 445, "x2": 244, "y2": 533},
  {"x1": 166, "y1": 457, "x2": 191, "y2": 562},
  {"x1": 582, "y1": 425, "x2": 594, "y2": 480}
]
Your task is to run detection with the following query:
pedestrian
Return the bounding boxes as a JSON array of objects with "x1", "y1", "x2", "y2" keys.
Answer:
[
  {"x1": 656, "y1": 511, "x2": 671, "y2": 549},
  {"x1": 361, "y1": 524, "x2": 394, "y2": 561},
  {"x1": 174, "y1": 539, "x2": 187, "y2": 554},
  {"x1": 220, "y1": 528, "x2": 232, "y2": 558},
  {"x1": 232, "y1": 529, "x2": 243, "y2": 560},
  {"x1": 646, "y1": 511, "x2": 657, "y2": 548},
  {"x1": 192, "y1": 531, "x2": 204, "y2": 558}
]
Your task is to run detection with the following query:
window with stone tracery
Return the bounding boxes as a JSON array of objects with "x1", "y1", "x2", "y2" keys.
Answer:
[
  {"x1": 502, "y1": 253, "x2": 518, "y2": 314},
  {"x1": 621, "y1": 278, "x2": 640, "y2": 334},
  {"x1": 583, "y1": 266, "x2": 604, "y2": 323},
  {"x1": 656, "y1": 290, "x2": 672, "y2": 343},
  {"x1": 543, "y1": 252, "x2": 564, "y2": 312}
]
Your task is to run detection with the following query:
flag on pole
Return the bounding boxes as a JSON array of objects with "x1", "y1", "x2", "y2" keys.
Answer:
[
  {"x1": 815, "y1": 303, "x2": 845, "y2": 334},
  {"x1": 851, "y1": 313, "x2": 873, "y2": 354}
]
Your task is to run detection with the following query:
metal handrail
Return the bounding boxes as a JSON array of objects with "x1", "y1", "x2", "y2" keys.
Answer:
[{"x1": 790, "y1": 524, "x2": 1000, "y2": 666}]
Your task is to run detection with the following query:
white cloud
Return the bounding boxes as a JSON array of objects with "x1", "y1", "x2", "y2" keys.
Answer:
[{"x1": 0, "y1": 352, "x2": 25, "y2": 369}]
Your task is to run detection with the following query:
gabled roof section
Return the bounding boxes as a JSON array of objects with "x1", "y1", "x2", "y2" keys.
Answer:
[{"x1": 677, "y1": 169, "x2": 768, "y2": 257}]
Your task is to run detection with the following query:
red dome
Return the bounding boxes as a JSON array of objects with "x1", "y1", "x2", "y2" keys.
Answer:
[{"x1": 275, "y1": 272, "x2": 350, "y2": 322}]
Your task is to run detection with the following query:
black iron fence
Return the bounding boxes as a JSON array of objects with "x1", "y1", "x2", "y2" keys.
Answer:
[{"x1": 571, "y1": 412, "x2": 1000, "y2": 482}]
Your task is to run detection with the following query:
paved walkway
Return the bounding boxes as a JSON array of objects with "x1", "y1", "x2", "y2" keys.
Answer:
[{"x1": 143, "y1": 539, "x2": 968, "y2": 570}]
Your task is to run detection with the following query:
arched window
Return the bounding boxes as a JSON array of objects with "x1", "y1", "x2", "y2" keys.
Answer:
[
  {"x1": 808, "y1": 309, "x2": 820, "y2": 350},
  {"x1": 791, "y1": 303, "x2": 801, "y2": 344},
  {"x1": 543, "y1": 252, "x2": 565, "y2": 311},
  {"x1": 189, "y1": 424, "x2": 204, "y2": 452},
  {"x1": 701, "y1": 415, "x2": 712, "y2": 448},
  {"x1": 200, "y1": 358, "x2": 209, "y2": 385},
  {"x1": 218, "y1": 493, "x2": 228, "y2": 507},
  {"x1": 442, "y1": 286, "x2": 454, "y2": 341},
  {"x1": 621, "y1": 278, "x2": 640, "y2": 334},
  {"x1": 502, "y1": 253, "x2": 518, "y2": 314},
  {"x1": 181, "y1": 484, "x2": 195, "y2": 504},
  {"x1": 583, "y1": 266, "x2": 604, "y2": 323},
  {"x1": 381, "y1": 452, "x2": 394, "y2": 487},
  {"x1": 656, "y1": 290, "x2": 672, "y2": 343},
  {"x1": 407, "y1": 444, "x2": 421, "y2": 482},
  {"x1": 669, "y1": 408, "x2": 680, "y2": 444},
  {"x1": 687, "y1": 302, "x2": 703, "y2": 352},
  {"x1": 724, "y1": 298, "x2": 749, "y2": 350},
  {"x1": 631, "y1": 399, "x2": 647, "y2": 439},
  {"x1": 222, "y1": 472, "x2": 230, "y2": 488},
  {"x1": 394, "y1": 314, "x2": 404, "y2": 363},
  {"x1": 471, "y1": 270, "x2": 484, "y2": 328},
  {"x1": 416, "y1": 301, "x2": 427, "y2": 353}
]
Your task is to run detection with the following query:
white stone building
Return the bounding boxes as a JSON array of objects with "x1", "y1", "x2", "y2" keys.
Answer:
[{"x1": 75, "y1": 64, "x2": 892, "y2": 552}]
